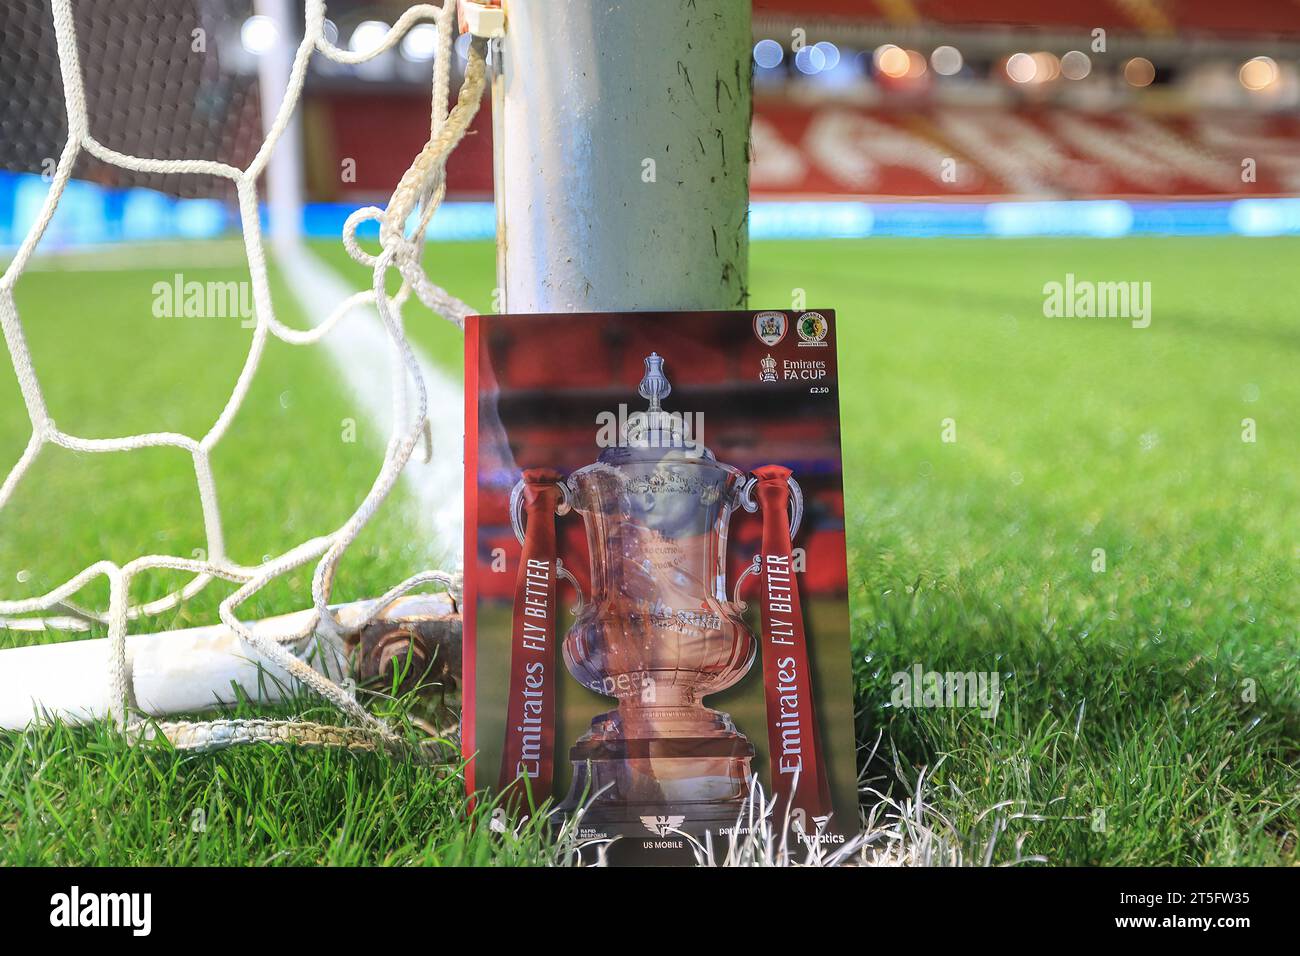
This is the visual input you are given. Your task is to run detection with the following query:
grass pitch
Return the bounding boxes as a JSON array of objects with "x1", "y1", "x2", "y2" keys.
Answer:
[{"x1": 1, "y1": 236, "x2": 1296, "y2": 865}]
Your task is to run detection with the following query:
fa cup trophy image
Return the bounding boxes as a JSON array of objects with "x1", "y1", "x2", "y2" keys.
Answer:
[{"x1": 503, "y1": 352, "x2": 821, "y2": 831}]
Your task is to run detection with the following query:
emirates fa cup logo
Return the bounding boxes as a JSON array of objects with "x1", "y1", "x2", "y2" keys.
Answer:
[{"x1": 759, "y1": 353, "x2": 778, "y2": 382}]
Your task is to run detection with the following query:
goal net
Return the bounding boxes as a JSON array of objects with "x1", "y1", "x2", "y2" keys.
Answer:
[{"x1": 0, "y1": 0, "x2": 485, "y2": 750}]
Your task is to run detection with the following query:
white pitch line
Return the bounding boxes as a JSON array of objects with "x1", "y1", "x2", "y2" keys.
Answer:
[
  {"x1": 11, "y1": 239, "x2": 252, "y2": 271},
  {"x1": 273, "y1": 241, "x2": 463, "y2": 562}
]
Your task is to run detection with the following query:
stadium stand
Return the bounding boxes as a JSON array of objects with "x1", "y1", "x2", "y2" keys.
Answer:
[
  {"x1": 5, "y1": 0, "x2": 1300, "y2": 243},
  {"x1": 752, "y1": 104, "x2": 1300, "y2": 199},
  {"x1": 752, "y1": 0, "x2": 1300, "y2": 38}
]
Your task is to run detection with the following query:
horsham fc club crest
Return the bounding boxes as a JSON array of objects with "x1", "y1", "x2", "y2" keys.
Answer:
[
  {"x1": 754, "y1": 311, "x2": 788, "y2": 346},
  {"x1": 797, "y1": 311, "x2": 829, "y2": 347}
]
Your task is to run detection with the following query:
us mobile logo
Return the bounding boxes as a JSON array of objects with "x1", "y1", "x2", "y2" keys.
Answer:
[{"x1": 640, "y1": 814, "x2": 686, "y2": 836}]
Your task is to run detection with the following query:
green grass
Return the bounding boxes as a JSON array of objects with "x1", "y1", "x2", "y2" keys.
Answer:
[
  {"x1": 0, "y1": 244, "x2": 440, "y2": 626},
  {"x1": 800, "y1": 237, "x2": 1298, "y2": 865},
  {"x1": 1, "y1": 236, "x2": 1296, "y2": 865}
]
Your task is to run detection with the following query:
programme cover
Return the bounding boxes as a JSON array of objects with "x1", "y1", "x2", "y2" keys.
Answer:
[{"x1": 464, "y1": 309, "x2": 857, "y2": 864}]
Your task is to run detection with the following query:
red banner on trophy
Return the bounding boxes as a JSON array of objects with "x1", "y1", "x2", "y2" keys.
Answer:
[
  {"x1": 496, "y1": 468, "x2": 563, "y2": 805},
  {"x1": 464, "y1": 310, "x2": 858, "y2": 864},
  {"x1": 750, "y1": 463, "x2": 833, "y2": 821}
]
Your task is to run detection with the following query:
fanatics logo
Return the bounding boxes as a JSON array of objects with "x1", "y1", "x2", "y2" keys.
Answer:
[{"x1": 753, "y1": 311, "x2": 788, "y2": 346}]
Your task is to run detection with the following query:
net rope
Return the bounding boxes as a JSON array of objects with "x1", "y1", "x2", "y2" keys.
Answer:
[{"x1": 0, "y1": 0, "x2": 486, "y2": 754}]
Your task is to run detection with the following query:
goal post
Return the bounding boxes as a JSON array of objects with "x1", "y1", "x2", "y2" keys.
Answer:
[
  {"x1": 0, "y1": 0, "x2": 757, "y2": 740},
  {"x1": 495, "y1": 0, "x2": 752, "y2": 312},
  {"x1": 0, "y1": 594, "x2": 457, "y2": 731},
  {"x1": 255, "y1": 0, "x2": 306, "y2": 256}
]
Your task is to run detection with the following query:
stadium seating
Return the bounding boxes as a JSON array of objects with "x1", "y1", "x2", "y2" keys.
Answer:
[
  {"x1": 751, "y1": 104, "x2": 1300, "y2": 199},
  {"x1": 310, "y1": 96, "x2": 1300, "y2": 203},
  {"x1": 752, "y1": 0, "x2": 1300, "y2": 37}
]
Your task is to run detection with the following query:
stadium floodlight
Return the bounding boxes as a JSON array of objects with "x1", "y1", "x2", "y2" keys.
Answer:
[
  {"x1": 1124, "y1": 56, "x2": 1156, "y2": 88},
  {"x1": 905, "y1": 49, "x2": 927, "y2": 79},
  {"x1": 874, "y1": 44, "x2": 910, "y2": 79},
  {"x1": 240, "y1": 15, "x2": 279, "y2": 56},
  {"x1": 795, "y1": 44, "x2": 826, "y2": 75},
  {"x1": 1006, "y1": 52, "x2": 1037, "y2": 84},
  {"x1": 814, "y1": 41, "x2": 841, "y2": 71},
  {"x1": 401, "y1": 23, "x2": 440, "y2": 61},
  {"x1": 753, "y1": 38, "x2": 784, "y2": 69},
  {"x1": 1032, "y1": 52, "x2": 1061, "y2": 83},
  {"x1": 1239, "y1": 56, "x2": 1279, "y2": 92},
  {"x1": 349, "y1": 19, "x2": 391, "y2": 55},
  {"x1": 1061, "y1": 50, "x2": 1091, "y2": 81},
  {"x1": 931, "y1": 45, "x2": 963, "y2": 76}
]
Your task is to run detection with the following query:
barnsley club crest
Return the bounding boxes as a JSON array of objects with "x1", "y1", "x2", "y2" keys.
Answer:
[{"x1": 754, "y1": 311, "x2": 788, "y2": 346}]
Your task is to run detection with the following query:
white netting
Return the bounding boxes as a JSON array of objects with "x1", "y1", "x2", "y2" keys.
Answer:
[{"x1": 0, "y1": 0, "x2": 486, "y2": 751}]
